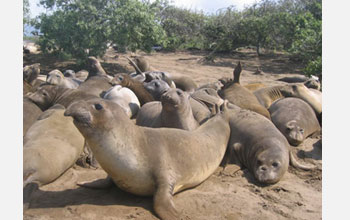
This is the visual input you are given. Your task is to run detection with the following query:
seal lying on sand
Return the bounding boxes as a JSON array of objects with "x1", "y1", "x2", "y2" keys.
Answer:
[
  {"x1": 268, "y1": 97, "x2": 321, "y2": 146},
  {"x1": 23, "y1": 97, "x2": 42, "y2": 136},
  {"x1": 225, "y1": 103, "x2": 315, "y2": 184},
  {"x1": 23, "y1": 104, "x2": 84, "y2": 207},
  {"x1": 64, "y1": 98, "x2": 231, "y2": 220},
  {"x1": 218, "y1": 62, "x2": 271, "y2": 119},
  {"x1": 27, "y1": 84, "x2": 99, "y2": 111},
  {"x1": 136, "y1": 88, "x2": 199, "y2": 130},
  {"x1": 46, "y1": 69, "x2": 81, "y2": 89}
]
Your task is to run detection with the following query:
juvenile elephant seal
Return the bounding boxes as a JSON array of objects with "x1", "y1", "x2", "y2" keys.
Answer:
[
  {"x1": 64, "y1": 98, "x2": 231, "y2": 220},
  {"x1": 111, "y1": 73, "x2": 154, "y2": 105},
  {"x1": 27, "y1": 84, "x2": 99, "y2": 111},
  {"x1": 46, "y1": 69, "x2": 81, "y2": 89},
  {"x1": 23, "y1": 104, "x2": 85, "y2": 206},
  {"x1": 78, "y1": 75, "x2": 112, "y2": 97},
  {"x1": 136, "y1": 88, "x2": 199, "y2": 130},
  {"x1": 103, "y1": 85, "x2": 140, "y2": 118},
  {"x1": 218, "y1": 62, "x2": 271, "y2": 119},
  {"x1": 225, "y1": 103, "x2": 314, "y2": 184},
  {"x1": 23, "y1": 97, "x2": 43, "y2": 135},
  {"x1": 268, "y1": 97, "x2": 321, "y2": 146},
  {"x1": 23, "y1": 63, "x2": 40, "y2": 85}
]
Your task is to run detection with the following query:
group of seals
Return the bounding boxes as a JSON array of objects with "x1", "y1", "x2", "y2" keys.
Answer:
[
  {"x1": 64, "y1": 98, "x2": 231, "y2": 220},
  {"x1": 23, "y1": 56, "x2": 321, "y2": 220}
]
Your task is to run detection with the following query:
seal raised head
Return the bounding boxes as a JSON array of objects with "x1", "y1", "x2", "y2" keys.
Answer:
[{"x1": 64, "y1": 98, "x2": 231, "y2": 220}]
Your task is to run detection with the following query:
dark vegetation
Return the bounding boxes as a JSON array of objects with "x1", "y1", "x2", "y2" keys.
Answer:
[{"x1": 23, "y1": 0, "x2": 321, "y2": 77}]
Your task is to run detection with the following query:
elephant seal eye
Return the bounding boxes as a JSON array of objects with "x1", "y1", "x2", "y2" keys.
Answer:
[{"x1": 94, "y1": 103, "x2": 103, "y2": 110}]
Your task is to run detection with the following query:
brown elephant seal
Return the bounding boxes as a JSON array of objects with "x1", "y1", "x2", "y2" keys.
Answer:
[
  {"x1": 87, "y1": 56, "x2": 108, "y2": 77},
  {"x1": 23, "y1": 97, "x2": 43, "y2": 135},
  {"x1": 268, "y1": 97, "x2": 321, "y2": 146},
  {"x1": 277, "y1": 75, "x2": 321, "y2": 90},
  {"x1": 218, "y1": 62, "x2": 271, "y2": 119},
  {"x1": 46, "y1": 69, "x2": 81, "y2": 89},
  {"x1": 23, "y1": 104, "x2": 85, "y2": 207},
  {"x1": 23, "y1": 63, "x2": 40, "y2": 85},
  {"x1": 75, "y1": 69, "x2": 89, "y2": 81},
  {"x1": 191, "y1": 88, "x2": 224, "y2": 116},
  {"x1": 225, "y1": 103, "x2": 315, "y2": 184},
  {"x1": 64, "y1": 98, "x2": 231, "y2": 220},
  {"x1": 136, "y1": 88, "x2": 199, "y2": 130},
  {"x1": 111, "y1": 73, "x2": 154, "y2": 105},
  {"x1": 77, "y1": 75, "x2": 112, "y2": 97},
  {"x1": 27, "y1": 84, "x2": 99, "y2": 111}
]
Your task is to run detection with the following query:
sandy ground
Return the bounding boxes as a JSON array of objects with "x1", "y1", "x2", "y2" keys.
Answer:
[{"x1": 23, "y1": 49, "x2": 322, "y2": 220}]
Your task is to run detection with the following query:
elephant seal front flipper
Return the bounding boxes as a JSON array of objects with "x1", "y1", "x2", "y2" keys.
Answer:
[{"x1": 77, "y1": 176, "x2": 114, "y2": 189}]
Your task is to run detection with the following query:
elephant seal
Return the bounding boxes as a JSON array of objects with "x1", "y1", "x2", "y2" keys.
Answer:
[
  {"x1": 23, "y1": 104, "x2": 85, "y2": 207},
  {"x1": 23, "y1": 63, "x2": 40, "y2": 85},
  {"x1": 103, "y1": 85, "x2": 140, "y2": 118},
  {"x1": 268, "y1": 97, "x2": 321, "y2": 146},
  {"x1": 78, "y1": 75, "x2": 112, "y2": 97},
  {"x1": 225, "y1": 103, "x2": 314, "y2": 184},
  {"x1": 75, "y1": 70, "x2": 89, "y2": 81},
  {"x1": 144, "y1": 79, "x2": 171, "y2": 100},
  {"x1": 46, "y1": 69, "x2": 81, "y2": 89},
  {"x1": 218, "y1": 62, "x2": 271, "y2": 119},
  {"x1": 277, "y1": 75, "x2": 321, "y2": 90},
  {"x1": 111, "y1": 73, "x2": 154, "y2": 105},
  {"x1": 136, "y1": 88, "x2": 199, "y2": 130},
  {"x1": 23, "y1": 97, "x2": 43, "y2": 135},
  {"x1": 87, "y1": 56, "x2": 108, "y2": 77},
  {"x1": 27, "y1": 84, "x2": 99, "y2": 111},
  {"x1": 64, "y1": 98, "x2": 231, "y2": 220}
]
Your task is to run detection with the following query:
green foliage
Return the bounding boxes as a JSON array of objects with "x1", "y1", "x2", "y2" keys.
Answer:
[
  {"x1": 304, "y1": 56, "x2": 321, "y2": 77},
  {"x1": 35, "y1": 0, "x2": 166, "y2": 62},
  {"x1": 23, "y1": 0, "x2": 31, "y2": 26}
]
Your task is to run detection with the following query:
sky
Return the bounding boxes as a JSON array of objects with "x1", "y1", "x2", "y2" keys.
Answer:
[{"x1": 28, "y1": 0, "x2": 259, "y2": 18}]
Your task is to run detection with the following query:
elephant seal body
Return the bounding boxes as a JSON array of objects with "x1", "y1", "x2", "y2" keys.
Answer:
[
  {"x1": 225, "y1": 104, "x2": 289, "y2": 184},
  {"x1": 27, "y1": 85, "x2": 99, "y2": 111},
  {"x1": 23, "y1": 63, "x2": 40, "y2": 85},
  {"x1": 136, "y1": 89, "x2": 199, "y2": 130},
  {"x1": 269, "y1": 97, "x2": 321, "y2": 146},
  {"x1": 218, "y1": 62, "x2": 271, "y2": 119},
  {"x1": 103, "y1": 85, "x2": 140, "y2": 118},
  {"x1": 64, "y1": 99, "x2": 231, "y2": 220},
  {"x1": 23, "y1": 97, "x2": 43, "y2": 135},
  {"x1": 75, "y1": 70, "x2": 89, "y2": 81},
  {"x1": 23, "y1": 105, "x2": 85, "y2": 205},
  {"x1": 46, "y1": 69, "x2": 81, "y2": 89},
  {"x1": 78, "y1": 75, "x2": 112, "y2": 97},
  {"x1": 244, "y1": 83, "x2": 267, "y2": 92}
]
